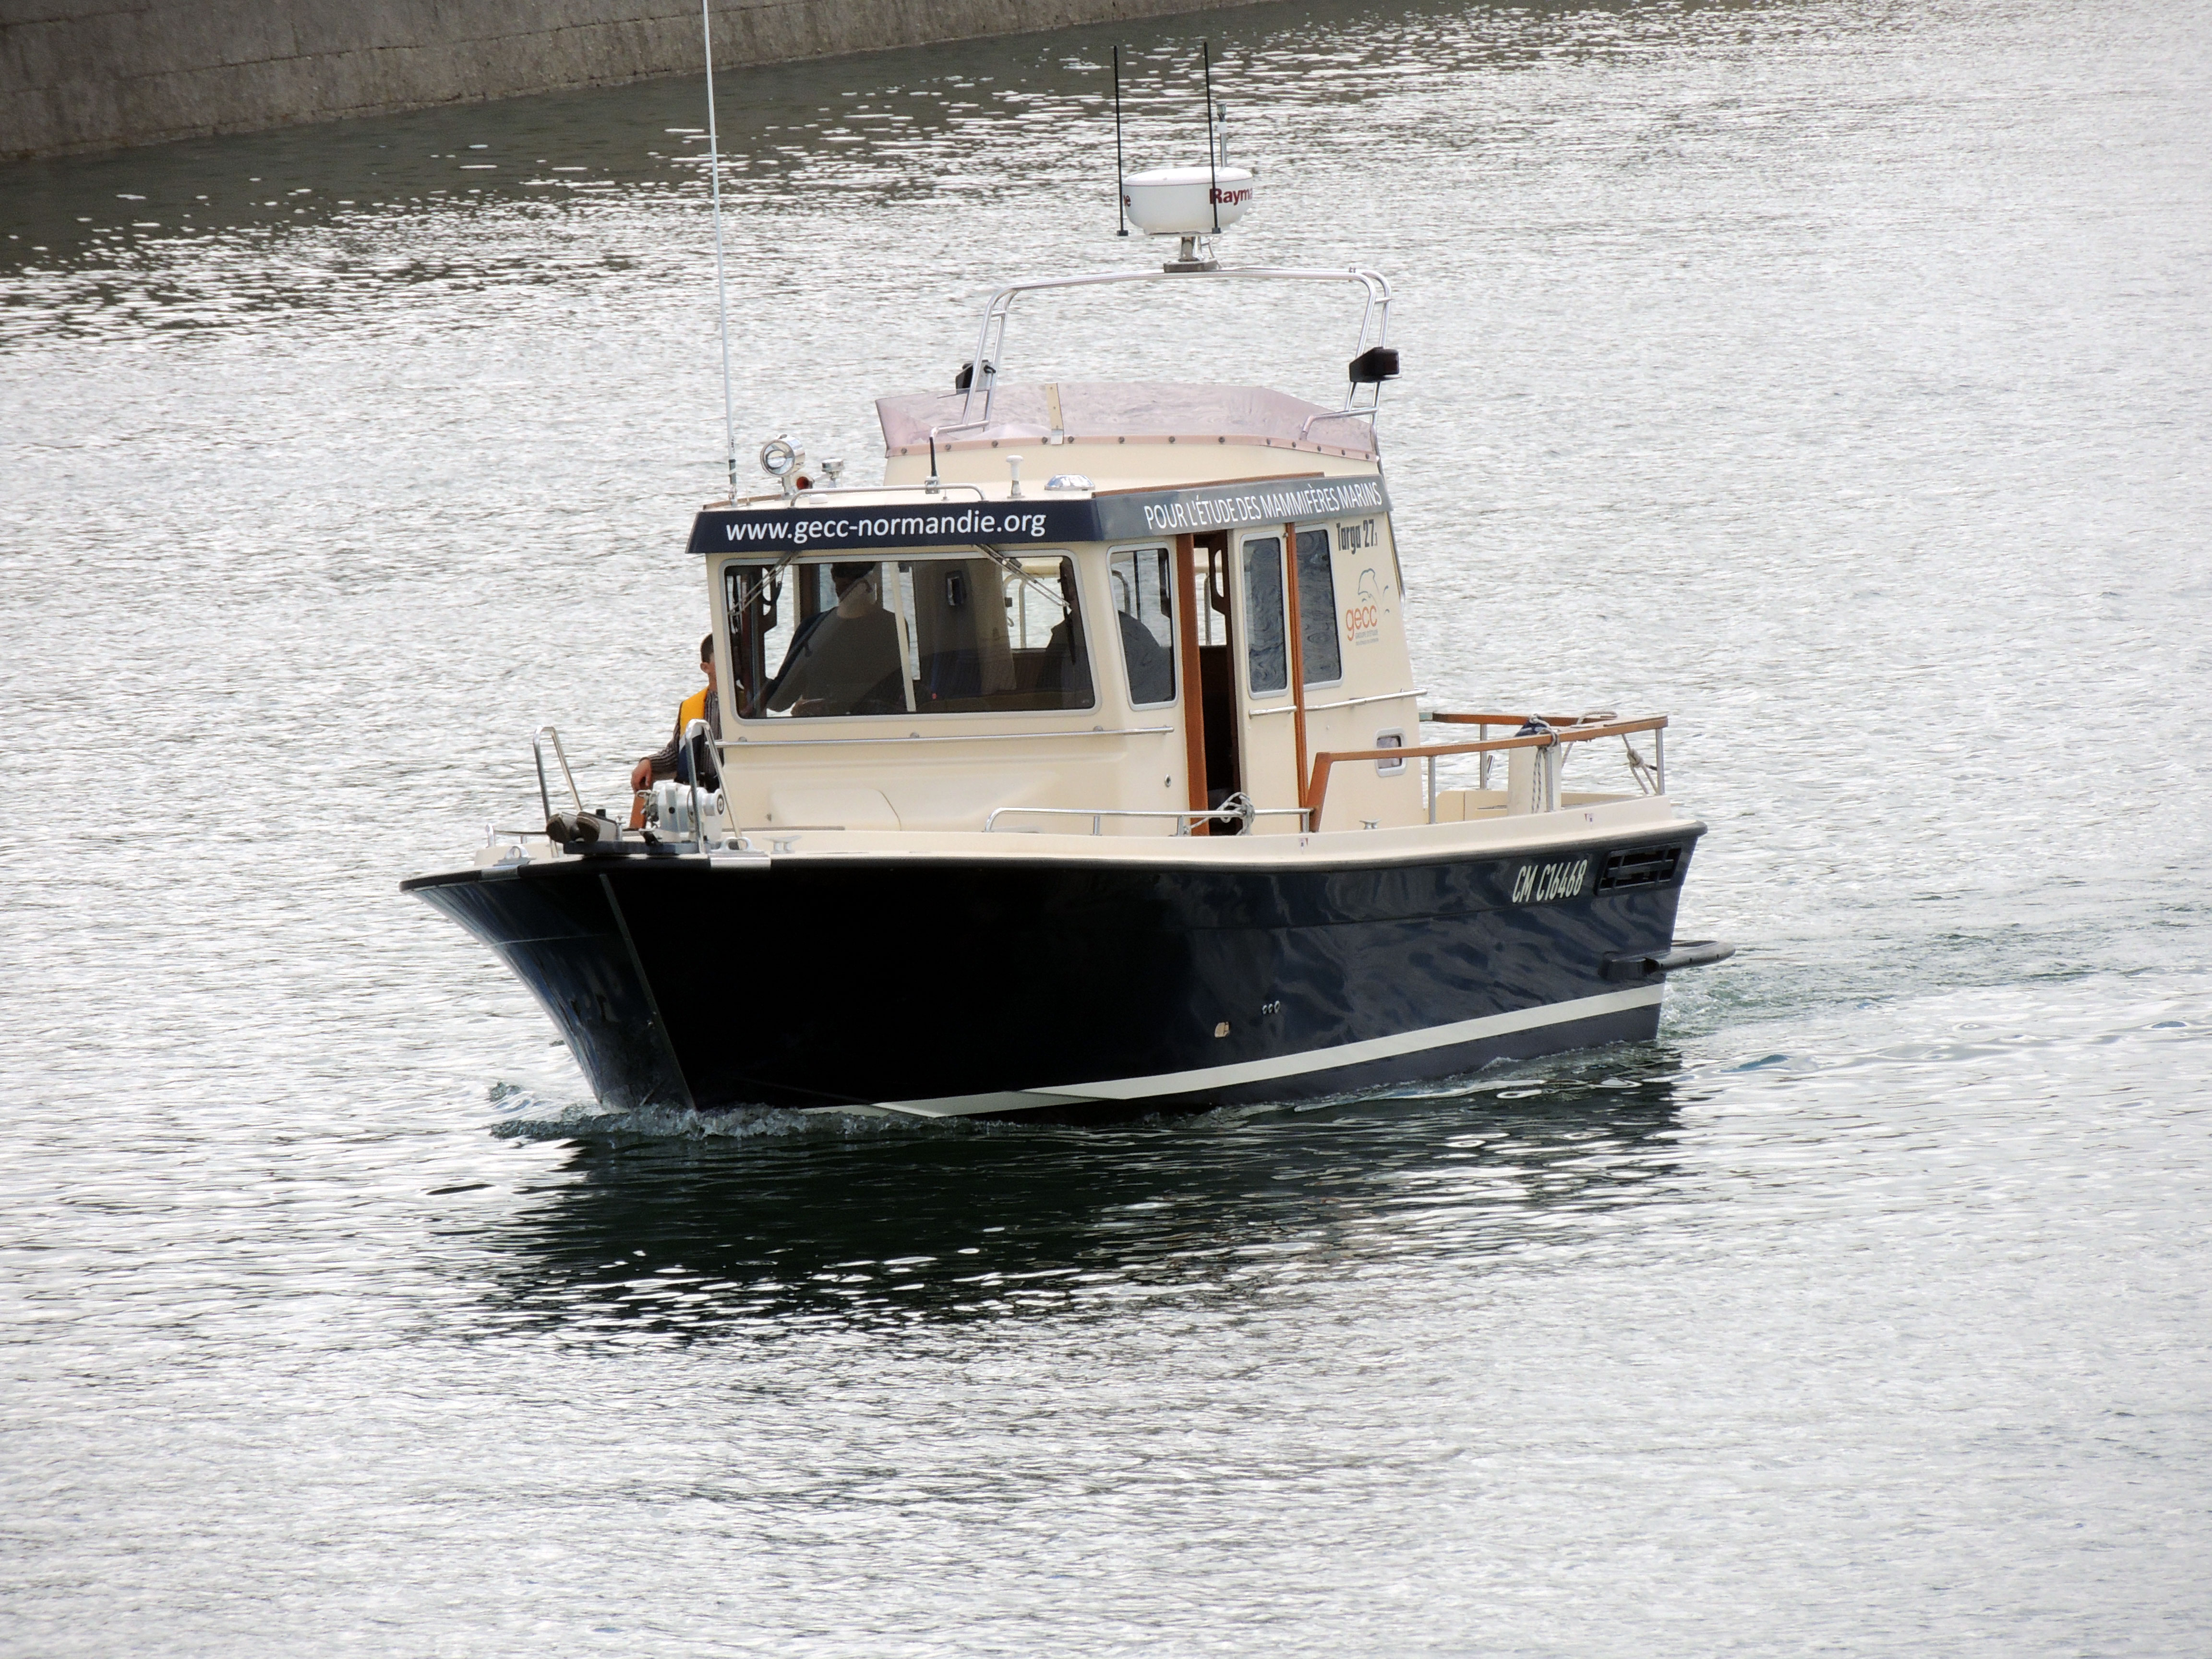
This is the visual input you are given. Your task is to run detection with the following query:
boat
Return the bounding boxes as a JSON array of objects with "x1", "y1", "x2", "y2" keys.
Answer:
[{"x1": 401, "y1": 161, "x2": 1732, "y2": 1123}]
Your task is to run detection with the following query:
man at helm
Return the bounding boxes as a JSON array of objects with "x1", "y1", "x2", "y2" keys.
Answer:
[
  {"x1": 629, "y1": 633, "x2": 726, "y2": 824},
  {"x1": 763, "y1": 562, "x2": 904, "y2": 717}
]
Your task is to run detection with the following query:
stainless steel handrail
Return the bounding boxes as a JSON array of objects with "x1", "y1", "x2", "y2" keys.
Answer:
[
  {"x1": 985, "y1": 801, "x2": 1310, "y2": 836},
  {"x1": 683, "y1": 718, "x2": 712, "y2": 854},
  {"x1": 531, "y1": 726, "x2": 583, "y2": 823},
  {"x1": 952, "y1": 265, "x2": 1394, "y2": 429},
  {"x1": 1302, "y1": 687, "x2": 1425, "y2": 715},
  {"x1": 1252, "y1": 686, "x2": 1425, "y2": 718},
  {"x1": 718, "y1": 724, "x2": 1173, "y2": 752},
  {"x1": 1296, "y1": 409, "x2": 1373, "y2": 441}
]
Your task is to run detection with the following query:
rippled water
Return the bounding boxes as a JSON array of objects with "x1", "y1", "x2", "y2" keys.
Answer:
[{"x1": 5, "y1": 0, "x2": 2209, "y2": 1651}]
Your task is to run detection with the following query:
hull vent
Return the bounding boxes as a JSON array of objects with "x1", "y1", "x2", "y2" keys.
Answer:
[{"x1": 1598, "y1": 844, "x2": 1683, "y2": 892}]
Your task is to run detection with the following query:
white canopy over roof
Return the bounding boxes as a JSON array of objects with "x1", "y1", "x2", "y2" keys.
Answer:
[{"x1": 876, "y1": 382, "x2": 1379, "y2": 461}]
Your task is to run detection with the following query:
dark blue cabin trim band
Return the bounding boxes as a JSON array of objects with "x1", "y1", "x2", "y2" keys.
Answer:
[{"x1": 688, "y1": 476, "x2": 1393, "y2": 556}]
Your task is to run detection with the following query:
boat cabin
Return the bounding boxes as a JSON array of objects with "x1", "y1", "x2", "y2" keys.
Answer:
[{"x1": 698, "y1": 379, "x2": 1423, "y2": 837}]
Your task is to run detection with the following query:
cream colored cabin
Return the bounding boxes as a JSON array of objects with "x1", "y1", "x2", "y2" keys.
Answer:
[{"x1": 704, "y1": 381, "x2": 1425, "y2": 837}]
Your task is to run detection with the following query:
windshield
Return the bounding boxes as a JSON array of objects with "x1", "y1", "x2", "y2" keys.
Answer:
[{"x1": 723, "y1": 554, "x2": 1094, "y2": 719}]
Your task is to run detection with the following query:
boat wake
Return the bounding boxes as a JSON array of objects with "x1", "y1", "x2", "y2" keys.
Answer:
[
  {"x1": 477, "y1": 1044, "x2": 1695, "y2": 1146},
  {"x1": 483, "y1": 1082, "x2": 884, "y2": 1145}
]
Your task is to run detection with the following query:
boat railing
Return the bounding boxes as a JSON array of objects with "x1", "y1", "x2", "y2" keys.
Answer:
[
  {"x1": 950, "y1": 264, "x2": 1393, "y2": 428},
  {"x1": 1422, "y1": 711, "x2": 1664, "y2": 796},
  {"x1": 1307, "y1": 713, "x2": 1669, "y2": 831},
  {"x1": 985, "y1": 794, "x2": 1310, "y2": 837},
  {"x1": 718, "y1": 724, "x2": 1175, "y2": 752},
  {"x1": 683, "y1": 718, "x2": 714, "y2": 854},
  {"x1": 530, "y1": 725, "x2": 584, "y2": 824}
]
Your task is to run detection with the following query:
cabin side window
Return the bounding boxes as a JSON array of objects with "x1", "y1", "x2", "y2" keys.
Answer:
[
  {"x1": 1108, "y1": 545, "x2": 1177, "y2": 707},
  {"x1": 1295, "y1": 528, "x2": 1342, "y2": 686},
  {"x1": 1241, "y1": 534, "x2": 1289, "y2": 697},
  {"x1": 723, "y1": 554, "x2": 1094, "y2": 719}
]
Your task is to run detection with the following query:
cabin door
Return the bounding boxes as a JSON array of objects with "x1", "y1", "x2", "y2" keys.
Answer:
[
  {"x1": 1180, "y1": 534, "x2": 1240, "y2": 821},
  {"x1": 1229, "y1": 528, "x2": 1303, "y2": 827}
]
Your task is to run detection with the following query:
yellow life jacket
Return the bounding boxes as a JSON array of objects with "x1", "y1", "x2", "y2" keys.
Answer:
[{"x1": 678, "y1": 685, "x2": 710, "y2": 731}]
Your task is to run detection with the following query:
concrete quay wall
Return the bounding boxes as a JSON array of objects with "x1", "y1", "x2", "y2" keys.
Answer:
[{"x1": 2, "y1": 0, "x2": 1245, "y2": 161}]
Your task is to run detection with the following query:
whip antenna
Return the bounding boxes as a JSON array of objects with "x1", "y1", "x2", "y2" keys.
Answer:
[
  {"x1": 1202, "y1": 40, "x2": 1218, "y2": 233},
  {"x1": 701, "y1": 0, "x2": 738, "y2": 503},
  {"x1": 1113, "y1": 45, "x2": 1128, "y2": 236}
]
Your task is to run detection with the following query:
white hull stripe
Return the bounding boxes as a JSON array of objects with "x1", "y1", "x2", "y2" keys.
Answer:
[{"x1": 857, "y1": 986, "x2": 1665, "y2": 1118}]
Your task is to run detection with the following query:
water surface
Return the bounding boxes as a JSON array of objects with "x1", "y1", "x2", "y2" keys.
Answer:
[{"x1": 3, "y1": 0, "x2": 2208, "y2": 1652}]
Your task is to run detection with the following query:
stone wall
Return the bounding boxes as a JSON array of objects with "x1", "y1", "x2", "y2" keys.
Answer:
[{"x1": 1, "y1": 0, "x2": 1247, "y2": 161}]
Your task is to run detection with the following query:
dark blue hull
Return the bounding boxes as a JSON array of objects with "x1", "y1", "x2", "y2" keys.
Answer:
[{"x1": 404, "y1": 830, "x2": 1700, "y2": 1120}]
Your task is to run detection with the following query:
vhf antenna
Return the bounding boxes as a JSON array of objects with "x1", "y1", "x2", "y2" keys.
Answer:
[
  {"x1": 701, "y1": 0, "x2": 738, "y2": 503},
  {"x1": 1202, "y1": 40, "x2": 1219, "y2": 234},
  {"x1": 1112, "y1": 45, "x2": 1128, "y2": 236}
]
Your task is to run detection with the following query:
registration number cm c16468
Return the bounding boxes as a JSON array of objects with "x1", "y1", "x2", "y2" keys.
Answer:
[{"x1": 1512, "y1": 858, "x2": 1590, "y2": 905}]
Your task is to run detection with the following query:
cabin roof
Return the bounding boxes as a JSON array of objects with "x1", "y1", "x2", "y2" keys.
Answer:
[{"x1": 876, "y1": 381, "x2": 1380, "y2": 461}]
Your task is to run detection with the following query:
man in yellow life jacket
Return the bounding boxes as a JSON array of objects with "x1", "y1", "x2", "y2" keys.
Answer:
[{"x1": 629, "y1": 633, "x2": 728, "y2": 827}]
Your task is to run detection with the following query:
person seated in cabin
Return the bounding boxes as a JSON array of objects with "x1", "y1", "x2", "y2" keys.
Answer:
[
  {"x1": 1037, "y1": 568, "x2": 1169, "y2": 705},
  {"x1": 763, "y1": 561, "x2": 905, "y2": 716},
  {"x1": 628, "y1": 632, "x2": 728, "y2": 825},
  {"x1": 1118, "y1": 606, "x2": 1174, "y2": 705}
]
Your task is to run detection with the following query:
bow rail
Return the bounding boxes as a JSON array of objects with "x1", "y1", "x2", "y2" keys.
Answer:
[{"x1": 1307, "y1": 714, "x2": 1669, "y2": 831}]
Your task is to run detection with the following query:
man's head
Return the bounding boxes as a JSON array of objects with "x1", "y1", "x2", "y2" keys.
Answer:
[
  {"x1": 830, "y1": 562, "x2": 879, "y2": 614},
  {"x1": 699, "y1": 631, "x2": 717, "y2": 688}
]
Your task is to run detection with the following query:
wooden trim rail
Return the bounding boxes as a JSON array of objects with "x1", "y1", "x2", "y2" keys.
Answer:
[{"x1": 1306, "y1": 715, "x2": 1669, "y2": 831}]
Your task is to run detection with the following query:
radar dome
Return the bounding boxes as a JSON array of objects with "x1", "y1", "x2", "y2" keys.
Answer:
[{"x1": 1120, "y1": 166, "x2": 1256, "y2": 237}]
